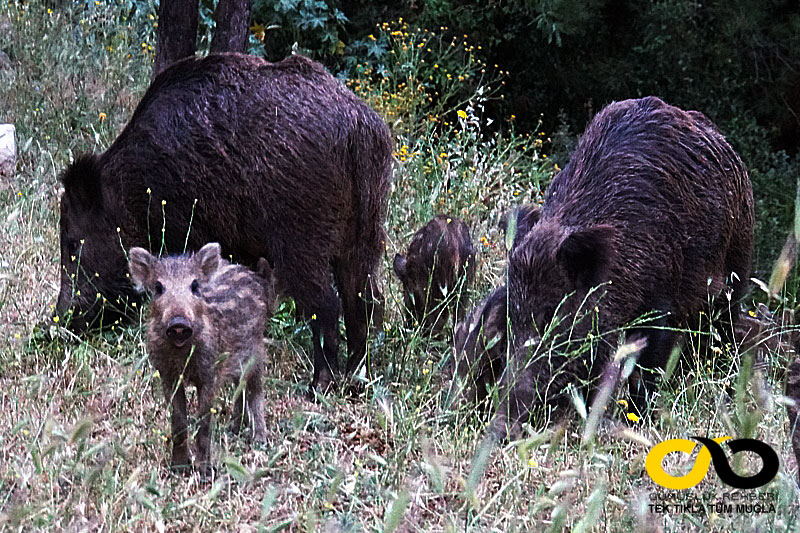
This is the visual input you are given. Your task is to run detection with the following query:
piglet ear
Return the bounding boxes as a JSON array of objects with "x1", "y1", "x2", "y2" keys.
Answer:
[
  {"x1": 128, "y1": 247, "x2": 155, "y2": 292},
  {"x1": 556, "y1": 225, "x2": 616, "y2": 291},
  {"x1": 256, "y1": 257, "x2": 273, "y2": 281},
  {"x1": 61, "y1": 154, "x2": 103, "y2": 212},
  {"x1": 256, "y1": 257, "x2": 278, "y2": 311},
  {"x1": 393, "y1": 254, "x2": 408, "y2": 280},
  {"x1": 196, "y1": 242, "x2": 222, "y2": 277}
]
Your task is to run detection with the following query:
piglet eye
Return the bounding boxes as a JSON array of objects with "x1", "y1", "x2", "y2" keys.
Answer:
[
  {"x1": 191, "y1": 279, "x2": 200, "y2": 295},
  {"x1": 154, "y1": 281, "x2": 165, "y2": 296}
]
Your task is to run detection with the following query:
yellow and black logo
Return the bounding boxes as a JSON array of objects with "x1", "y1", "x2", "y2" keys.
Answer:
[{"x1": 645, "y1": 436, "x2": 779, "y2": 490}]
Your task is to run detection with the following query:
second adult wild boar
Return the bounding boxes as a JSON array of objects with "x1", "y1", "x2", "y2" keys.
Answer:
[
  {"x1": 393, "y1": 215, "x2": 475, "y2": 334},
  {"x1": 494, "y1": 97, "x2": 754, "y2": 435},
  {"x1": 55, "y1": 54, "x2": 392, "y2": 390}
]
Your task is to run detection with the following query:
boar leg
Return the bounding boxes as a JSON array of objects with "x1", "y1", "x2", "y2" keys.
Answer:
[
  {"x1": 334, "y1": 260, "x2": 384, "y2": 376},
  {"x1": 245, "y1": 369, "x2": 267, "y2": 442},
  {"x1": 309, "y1": 299, "x2": 341, "y2": 392},
  {"x1": 162, "y1": 376, "x2": 192, "y2": 473},
  {"x1": 195, "y1": 381, "x2": 216, "y2": 476},
  {"x1": 289, "y1": 273, "x2": 341, "y2": 391},
  {"x1": 280, "y1": 253, "x2": 341, "y2": 391},
  {"x1": 629, "y1": 326, "x2": 681, "y2": 417}
]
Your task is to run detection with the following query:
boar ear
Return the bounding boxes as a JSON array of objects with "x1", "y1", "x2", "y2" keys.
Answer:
[
  {"x1": 128, "y1": 247, "x2": 155, "y2": 291},
  {"x1": 516, "y1": 205, "x2": 542, "y2": 237},
  {"x1": 196, "y1": 242, "x2": 222, "y2": 277},
  {"x1": 61, "y1": 154, "x2": 103, "y2": 211},
  {"x1": 500, "y1": 204, "x2": 541, "y2": 249},
  {"x1": 256, "y1": 257, "x2": 273, "y2": 281},
  {"x1": 256, "y1": 258, "x2": 278, "y2": 310},
  {"x1": 557, "y1": 225, "x2": 616, "y2": 291},
  {"x1": 393, "y1": 254, "x2": 408, "y2": 280}
]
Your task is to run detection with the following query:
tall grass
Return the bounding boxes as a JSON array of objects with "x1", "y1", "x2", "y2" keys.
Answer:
[{"x1": 1, "y1": 0, "x2": 799, "y2": 531}]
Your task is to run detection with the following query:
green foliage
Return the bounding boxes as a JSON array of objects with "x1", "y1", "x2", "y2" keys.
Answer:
[
  {"x1": 343, "y1": 21, "x2": 505, "y2": 137},
  {"x1": 251, "y1": 0, "x2": 348, "y2": 60}
]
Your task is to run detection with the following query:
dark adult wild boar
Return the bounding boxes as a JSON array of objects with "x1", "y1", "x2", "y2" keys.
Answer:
[
  {"x1": 493, "y1": 97, "x2": 754, "y2": 436},
  {"x1": 129, "y1": 243, "x2": 270, "y2": 474},
  {"x1": 55, "y1": 54, "x2": 392, "y2": 390},
  {"x1": 393, "y1": 215, "x2": 475, "y2": 334}
]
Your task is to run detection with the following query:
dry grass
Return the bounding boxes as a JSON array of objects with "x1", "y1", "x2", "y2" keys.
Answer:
[{"x1": 1, "y1": 1, "x2": 800, "y2": 531}]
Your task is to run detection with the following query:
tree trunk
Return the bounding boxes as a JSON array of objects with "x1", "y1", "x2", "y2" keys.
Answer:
[
  {"x1": 210, "y1": 0, "x2": 252, "y2": 54},
  {"x1": 153, "y1": 0, "x2": 199, "y2": 79}
]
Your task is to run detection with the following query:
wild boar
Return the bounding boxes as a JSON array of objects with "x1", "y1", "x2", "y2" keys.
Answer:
[
  {"x1": 55, "y1": 53, "x2": 392, "y2": 391},
  {"x1": 493, "y1": 97, "x2": 754, "y2": 437},
  {"x1": 129, "y1": 242, "x2": 269, "y2": 474},
  {"x1": 393, "y1": 215, "x2": 475, "y2": 334}
]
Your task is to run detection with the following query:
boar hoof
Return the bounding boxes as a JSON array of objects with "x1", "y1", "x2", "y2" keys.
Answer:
[
  {"x1": 253, "y1": 429, "x2": 268, "y2": 445},
  {"x1": 309, "y1": 369, "x2": 337, "y2": 396}
]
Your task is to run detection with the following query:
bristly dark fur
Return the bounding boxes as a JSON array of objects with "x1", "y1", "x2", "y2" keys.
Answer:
[
  {"x1": 60, "y1": 154, "x2": 103, "y2": 211},
  {"x1": 56, "y1": 53, "x2": 392, "y2": 391},
  {"x1": 393, "y1": 215, "x2": 475, "y2": 335},
  {"x1": 493, "y1": 96, "x2": 754, "y2": 437}
]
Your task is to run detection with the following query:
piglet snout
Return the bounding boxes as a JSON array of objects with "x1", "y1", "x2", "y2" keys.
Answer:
[{"x1": 166, "y1": 316, "x2": 193, "y2": 346}]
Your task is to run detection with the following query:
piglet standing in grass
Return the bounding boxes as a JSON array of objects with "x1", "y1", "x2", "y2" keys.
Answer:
[
  {"x1": 128, "y1": 242, "x2": 272, "y2": 475},
  {"x1": 393, "y1": 215, "x2": 475, "y2": 335},
  {"x1": 450, "y1": 205, "x2": 539, "y2": 408},
  {"x1": 451, "y1": 285, "x2": 508, "y2": 409}
]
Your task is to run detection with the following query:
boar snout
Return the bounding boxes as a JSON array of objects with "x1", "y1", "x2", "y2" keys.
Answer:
[{"x1": 166, "y1": 316, "x2": 193, "y2": 347}]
